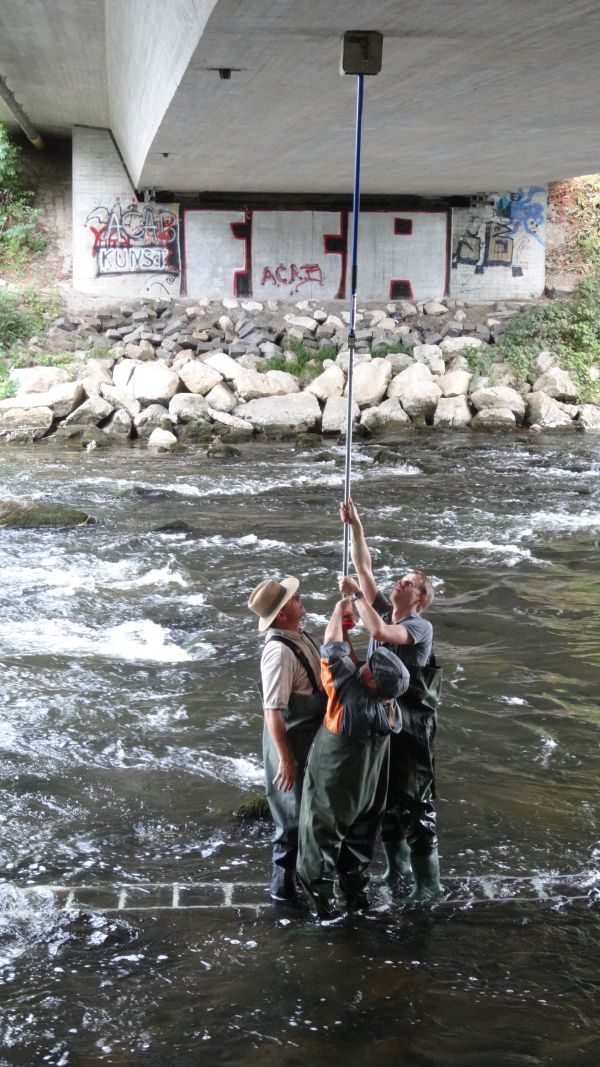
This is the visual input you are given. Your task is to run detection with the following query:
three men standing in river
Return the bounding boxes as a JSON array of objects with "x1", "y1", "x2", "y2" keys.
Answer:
[{"x1": 248, "y1": 497, "x2": 442, "y2": 917}]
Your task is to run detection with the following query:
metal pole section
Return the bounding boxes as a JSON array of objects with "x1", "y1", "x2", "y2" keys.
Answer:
[
  {"x1": 342, "y1": 72, "x2": 364, "y2": 575},
  {"x1": 0, "y1": 75, "x2": 44, "y2": 149}
]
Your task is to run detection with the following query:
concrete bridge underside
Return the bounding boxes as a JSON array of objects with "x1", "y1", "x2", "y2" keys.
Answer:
[{"x1": 0, "y1": 0, "x2": 598, "y2": 195}]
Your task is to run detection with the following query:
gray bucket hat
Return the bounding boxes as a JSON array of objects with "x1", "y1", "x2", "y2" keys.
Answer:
[{"x1": 368, "y1": 647, "x2": 409, "y2": 700}]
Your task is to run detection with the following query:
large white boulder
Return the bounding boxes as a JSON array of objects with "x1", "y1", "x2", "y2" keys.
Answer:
[
  {"x1": 471, "y1": 407, "x2": 516, "y2": 430},
  {"x1": 346, "y1": 358, "x2": 392, "y2": 408},
  {"x1": 204, "y1": 382, "x2": 237, "y2": 413},
  {"x1": 577, "y1": 404, "x2": 600, "y2": 432},
  {"x1": 412, "y1": 344, "x2": 445, "y2": 376},
  {"x1": 112, "y1": 358, "x2": 137, "y2": 392},
  {"x1": 9, "y1": 366, "x2": 70, "y2": 394},
  {"x1": 207, "y1": 408, "x2": 254, "y2": 436},
  {"x1": 532, "y1": 366, "x2": 578, "y2": 401},
  {"x1": 178, "y1": 359, "x2": 223, "y2": 395},
  {"x1": 234, "y1": 367, "x2": 275, "y2": 401},
  {"x1": 322, "y1": 396, "x2": 360, "y2": 434},
  {"x1": 526, "y1": 392, "x2": 574, "y2": 430},
  {"x1": 387, "y1": 362, "x2": 442, "y2": 418},
  {"x1": 0, "y1": 406, "x2": 54, "y2": 441},
  {"x1": 147, "y1": 427, "x2": 178, "y2": 451},
  {"x1": 434, "y1": 395, "x2": 472, "y2": 429},
  {"x1": 169, "y1": 393, "x2": 210, "y2": 423},
  {"x1": 265, "y1": 370, "x2": 301, "y2": 396},
  {"x1": 470, "y1": 385, "x2": 526, "y2": 419},
  {"x1": 64, "y1": 395, "x2": 114, "y2": 426},
  {"x1": 438, "y1": 370, "x2": 471, "y2": 397},
  {"x1": 132, "y1": 363, "x2": 180, "y2": 405},
  {"x1": 0, "y1": 381, "x2": 84, "y2": 418},
  {"x1": 100, "y1": 383, "x2": 141, "y2": 418},
  {"x1": 440, "y1": 336, "x2": 484, "y2": 356},
  {"x1": 234, "y1": 392, "x2": 321, "y2": 432},
  {"x1": 203, "y1": 351, "x2": 242, "y2": 381},
  {"x1": 360, "y1": 397, "x2": 411, "y2": 433},
  {"x1": 307, "y1": 364, "x2": 345, "y2": 401}
]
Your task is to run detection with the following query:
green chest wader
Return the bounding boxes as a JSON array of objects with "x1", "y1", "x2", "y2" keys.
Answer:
[
  {"x1": 261, "y1": 636, "x2": 326, "y2": 898},
  {"x1": 382, "y1": 654, "x2": 443, "y2": 857}
]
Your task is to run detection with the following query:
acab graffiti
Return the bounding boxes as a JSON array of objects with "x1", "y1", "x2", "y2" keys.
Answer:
[
  {"x1": 453, "y1": 187, "x2": 545, "y2": 277},
  {"x1": 85, "y1": 198, "x2": 180, "y2": 276},
  {"x1": 260, "y1": 262, "x2": 324, "y2": 292}
]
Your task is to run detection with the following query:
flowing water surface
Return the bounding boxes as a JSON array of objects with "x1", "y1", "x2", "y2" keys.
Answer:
[{"x1": 1, "y1": 433, "x2": 599, "y2": 1066}]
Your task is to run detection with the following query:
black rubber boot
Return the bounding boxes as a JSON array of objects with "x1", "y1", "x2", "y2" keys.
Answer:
[
  {"x1": 269, "y1": 865, "x2": 300, "y2": 904},
  {"x1": 374, "y1": 839, "x2": 413, "y2": 885},
  {"x1": 408, "y1": 849, "x2": 444, "y2": 902}
]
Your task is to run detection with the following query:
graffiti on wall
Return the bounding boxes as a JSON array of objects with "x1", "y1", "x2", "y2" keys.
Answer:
[
  {"x1": 183, "y1": 209, "x2": 448, "y2": 301},
  {"x1": 85, "y1": 199, "x2": 181, "y2": 278},
  {"x1": 452, "y1": 187, "x2": 545, "y2": 278}
]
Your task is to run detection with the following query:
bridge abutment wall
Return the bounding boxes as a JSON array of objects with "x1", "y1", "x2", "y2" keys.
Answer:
[{"x1": 72, "y1": 127, "x2": 547, "y2": 303}]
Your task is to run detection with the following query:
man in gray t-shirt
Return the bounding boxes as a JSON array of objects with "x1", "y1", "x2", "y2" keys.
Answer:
[{"x1": 338, "y1": 498, "x2": 443, "y2": 901}]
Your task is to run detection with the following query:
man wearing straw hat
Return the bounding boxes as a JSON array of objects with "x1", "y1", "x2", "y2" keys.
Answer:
[{"x1": 248, "y1": 576, "x2": 326, "y2": 904}]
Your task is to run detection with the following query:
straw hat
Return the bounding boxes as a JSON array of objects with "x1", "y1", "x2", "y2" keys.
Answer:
[{"x1": 248, "y1": 575, "x2": 300, "y2": 631}]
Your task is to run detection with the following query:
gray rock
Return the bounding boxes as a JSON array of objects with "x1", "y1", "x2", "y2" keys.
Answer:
[
  {"x1": 234, "y1": 392, "x2": 321, "y2": 433},
  {"x1": 307, "y1": 364, "x2": 345, "y2": 401},
  {"x1": 577, "y1": 404, "x2": 600, "y2": 432},
  {"x1": 470, "y1": 386, "x2": 526, "y2": 419},
  {"x1": 10, "y1": 366, "x2": 70, "y2": 394},
  {"x1": 147, "y1": 427, "x2": 178, "y2": 451},
  {"x1": 434, "y1": 395, "x2": 472, "y2": 429},
  {"x1": 178, "y1": 359, "x2": 223, "y2": 395},
  {"x1": 526, "y1": 392, "x2": 574, "y2": 430},
  {"x1": 132, "y1": 363, "x2": 180, "y2": 405},
  {"x1": 104, "y1": 409, "x2": 133, "y2": 438},
  {"x1": 0, "y1": 406, "x2": 54, "y2": 442},
  {"x1": 0, "y1": 499, "x2": 93, "y2": 526},
  {"x1": 438, "y1": 370, "x2": 471, "y2": 398},
  {"x1": 134, "y1": 404, "x2": 173, "y2": 437},
  {"x1": 387, "y1": 362, "x2": 442, "y2": 418},
  {"x1": 359, "y1": 397, "x2": 411, "y2": 434},
  {"x1": 64, "y1": 395, "x2": 114, "y2": 426},
  {"x1": 322, "y1": 396, "x2": 360, "y2": 434},
  {"x1": 169, "y1": 393, "x2": 210, "y2": 423},
  {"x1": 346, "y1": 358, "x2": 392, "y2": 408},
  {"x1": 204, "y1": 382, "x2": 237, "y2": 413},
  {"x1": 532, "y1": 366, "x2": 578, "y2": 401},
  {"x1": 471, "y1": 407, "x2": 516, "y2": 430}
]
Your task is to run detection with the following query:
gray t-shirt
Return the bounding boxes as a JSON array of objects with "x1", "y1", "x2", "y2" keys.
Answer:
[{"x1": 368, "y1": 590, "x2": 433, "y2": 669}]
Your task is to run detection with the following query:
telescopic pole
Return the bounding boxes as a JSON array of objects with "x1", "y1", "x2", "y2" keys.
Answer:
[{"x1": 342, "y1": 71, "x2": 364, "y2": 576}]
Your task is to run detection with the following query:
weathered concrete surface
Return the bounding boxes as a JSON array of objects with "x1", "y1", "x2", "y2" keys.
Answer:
[{"x1": 0, "y1": 1, "x2": 598, "y2": 194}]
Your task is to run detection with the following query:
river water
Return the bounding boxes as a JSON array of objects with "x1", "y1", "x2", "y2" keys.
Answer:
[{"x1": 1, "y1": 432, "x2": 599, "y2": 1066}]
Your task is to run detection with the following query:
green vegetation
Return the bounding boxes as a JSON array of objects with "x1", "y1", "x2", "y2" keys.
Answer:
[
  {"x1": 0, "y1": 287, "x2": 66, "y2": 396},
  {"x1": 258, "y1": 340, "x2": 338, "y2": 380},
  {"x1": 0, "y1": 124, "x2": 47, "y2": 265},
  {"x1": 492, "y1": 273, "x2": 600, "y2": 400}
]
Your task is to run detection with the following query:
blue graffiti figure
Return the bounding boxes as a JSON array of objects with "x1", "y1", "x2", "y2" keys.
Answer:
[{"x1": 494, "y1": 187, "x2": 545, "y2": 244}]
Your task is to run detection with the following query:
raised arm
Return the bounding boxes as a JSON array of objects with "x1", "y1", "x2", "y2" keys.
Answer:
[
  {"x1": 324, "y1": 598, "x2": 346, "y2": 644},
  {"x1": 340, "y1": 498, "x2": 378, "y2": 602},
  {"x1": 337, "y1": 574, "x2": 414, "y2": 646}
]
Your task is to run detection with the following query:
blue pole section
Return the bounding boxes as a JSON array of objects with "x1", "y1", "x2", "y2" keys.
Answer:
[{"x1": 342, "y1": 72, "x2": 364, "y2": 575}]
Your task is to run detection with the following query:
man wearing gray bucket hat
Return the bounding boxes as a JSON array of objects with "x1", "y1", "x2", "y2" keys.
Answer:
[
  {"x1": 248, "y1": 576, "x2": 326, "y2": 903},
  {"x1": 297, "y1": 597, "x2": 408, "y2": 922}
]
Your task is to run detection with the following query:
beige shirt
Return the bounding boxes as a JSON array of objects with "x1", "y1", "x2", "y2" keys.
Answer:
[{"x1": 260, "y1": 627, "x2": 323, "y2": 710}]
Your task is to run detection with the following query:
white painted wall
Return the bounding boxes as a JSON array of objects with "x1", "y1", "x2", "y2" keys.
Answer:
[
  {"x1": 72, "y1": 127, "x2": 182, "y2": 298},
  {"x1": 73, "y1": 128, "x2": 546, "y2": 302}
]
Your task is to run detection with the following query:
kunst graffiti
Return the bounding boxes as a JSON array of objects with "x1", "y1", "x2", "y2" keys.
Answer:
[
  {"x1": 452, "y1": 187, "x2": 545, "y2": 278},
  {"x1": 85, "y1": 199, "x2": 181, "y2": 277}
]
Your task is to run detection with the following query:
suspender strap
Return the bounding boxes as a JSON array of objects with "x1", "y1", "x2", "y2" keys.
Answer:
[{"x1": 268, "y1": 635, "x2": 321, "y2": 694}]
